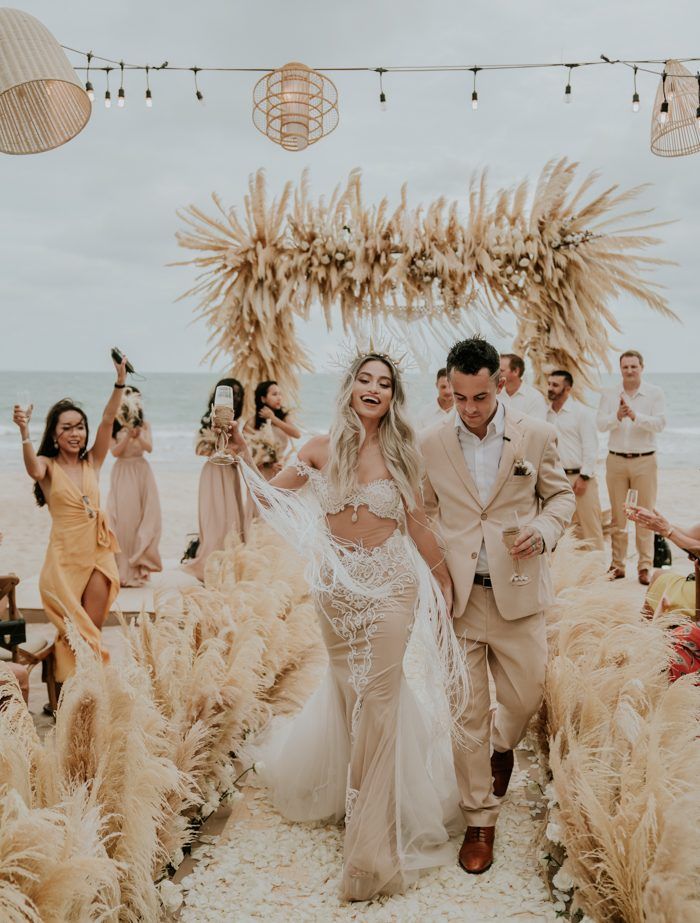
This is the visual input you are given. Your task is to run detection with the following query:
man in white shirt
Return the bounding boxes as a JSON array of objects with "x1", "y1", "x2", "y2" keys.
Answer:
[
  {"x1": 498, "y1": 353, "x2": 547, "y2": 420},
  {"x1": 597, "y1": 350, "x2": 667, "y2": 584},
  {"x1": 547, "y1": 371, "x2": 604, "y2": 550},
  {"x1": 415, "y1": 367, "x2": 453, "y2": 429}
]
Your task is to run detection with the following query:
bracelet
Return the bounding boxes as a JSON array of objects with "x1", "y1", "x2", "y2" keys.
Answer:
[
  {"x1": 21, "y1": 437, "x2": 31, "y2": 445},
  {"x1": 114, "y1": 383, "x2": 126, "y2": 389},
  {"x1": 666, "y1": 527, "x2": 674, "y2": 539}
]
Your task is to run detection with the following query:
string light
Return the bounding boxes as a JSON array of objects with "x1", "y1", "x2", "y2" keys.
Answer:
[
  {"x1": 85, "y1": 51, "x2": 94, "y2": 102},
  {"x1": 659, "y1": 71, "x2": 669, "y2": 124},
  {"x1": 563, "y1": 65, "x2": 574, "y2": 103},
  {"x1": 104, "y1": 66, "x2": 112, "y2": 108},
  {"x1": 117, "y1": 60, "x2": 125, "y2": 107},
  {"x1": 471, "y1": 67, "x2": 480, "y2": 110},
  {"x1": 193, "y1": 66, "x2": 204, "y2": 102},
  {"x1": 145, "y1": 65, "x2": 152, "y2": 107},
  {"x1": 632, "y1": 65, "x2": 640, "y2": 112},
  {"x1": 377, "y1": 67, "x2": 387, "y2": 111}
]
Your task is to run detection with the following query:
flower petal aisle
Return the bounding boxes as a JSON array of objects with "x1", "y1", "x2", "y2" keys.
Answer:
[{"x1": 177, "y1": 754, "x2": 558, "y2": 922}]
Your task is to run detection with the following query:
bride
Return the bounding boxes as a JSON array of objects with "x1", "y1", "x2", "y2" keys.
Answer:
[{"x1": 230, "y1": 351, "x2": 469, "y2": 901}]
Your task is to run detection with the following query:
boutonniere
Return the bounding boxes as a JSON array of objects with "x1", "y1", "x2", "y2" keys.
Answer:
[{"x1": 513, "y1": 457, "x2": 535, "y2": 476}]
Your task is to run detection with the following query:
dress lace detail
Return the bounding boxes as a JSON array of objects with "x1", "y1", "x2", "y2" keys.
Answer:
[{"x1": 295, "y1": 459, "x2": 404, "y2": 523}]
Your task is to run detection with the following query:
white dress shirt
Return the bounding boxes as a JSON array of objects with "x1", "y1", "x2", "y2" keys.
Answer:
[
  {"x1": 455, "y1": 402, "x2": 505, "y2": 575},
  {"x1": 416, "y1": 398, "x2": 452, "y2": 430},
  {"x1": 596, "y1": 381, "x2": 666, "y2": 453},
  {"x1": 547, "y1": 399, "x2": 598, "y2": 477},
  {"x1": 499, "y1": 382, "x2": 548, "y2": 420}
]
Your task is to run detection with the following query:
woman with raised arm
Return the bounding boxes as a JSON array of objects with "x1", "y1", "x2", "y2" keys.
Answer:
[
  {"x1": 107, "y1": 387, "x2": 163, "y2": 587},
  {"x1": 182, "y1": 377, "x2": 251, "y2": 582},
  {"x1": 12, "y1": 356, "x2": 126, "y2": 685},
  {"x1": 244, "y1": 380, "x2": 302, "y2": 480},
  {"x1": 231, "y1": 352, "x2": 468, "y2": 902}
]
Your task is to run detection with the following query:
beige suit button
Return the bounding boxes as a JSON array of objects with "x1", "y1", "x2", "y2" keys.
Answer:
[
  {"x1": 471, "y1": 552, "x2": 478, "y2": 559},
  {"x1": 480, "y1": 512, "x2": 487, "y2": 520}
]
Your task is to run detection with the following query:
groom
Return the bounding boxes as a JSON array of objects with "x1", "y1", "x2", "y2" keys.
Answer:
[{"x1": 420, "y1": 336, "x2": 574, "y2": 874}]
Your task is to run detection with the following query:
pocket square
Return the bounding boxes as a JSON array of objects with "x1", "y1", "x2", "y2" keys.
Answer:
[{"x1": 513, "y1": 458, "x2": 535, "y2": 476}]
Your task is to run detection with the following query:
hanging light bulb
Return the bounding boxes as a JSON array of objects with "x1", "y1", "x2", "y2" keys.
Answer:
[
  {"x1": 377, "y1": 68, "x2": 387, "y2": 111},
  {"x1": 117, "y1": 61, "x2": 125, "y2": 108},
  {"x1": 658, "y1": 71, "x2": 669, "y2": 124},
  {"x1": 563, "y1": 65, "x2": 573, "y2": 103},
  {"x1": 104, "y1": 66, "x2": 112, "y2": 108},
  {"x1": 145, "y1": 65, "x2": 152, "y2": 107},
  {"x1": 85, "y1": 51, "x2": 94, "y2": 102},
  {"x1": 192, "y1": 67, "x2": 204, "y2": 103},
  {"x1": 631, "y1": 65, "x2": 639, "y2": 112},
  {"x1": 471, "y1": 67, "x2": 480, "y2": 111}
]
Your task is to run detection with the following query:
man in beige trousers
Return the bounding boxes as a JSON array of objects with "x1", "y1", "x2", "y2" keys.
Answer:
[
  {"x1": 420, "y1": 337, "x2": 575, "y2": 875},
  {"x1": 596, "y1": 350, "x2": 666, "y2": 585}
]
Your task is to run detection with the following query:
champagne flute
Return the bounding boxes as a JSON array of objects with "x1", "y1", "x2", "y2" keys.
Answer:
[
  {"x1": 209, "y1": 385, "x2": 236, "y2": 466},
  {"x1": 625, "y1": 489, "x2": 638, "y2": 512},
  {"x1": 15, "y1": 389, "x2": 33, "y2": 428},
  {"x1": 502, "y1": 516, "x2": 531, "y2": 587}
]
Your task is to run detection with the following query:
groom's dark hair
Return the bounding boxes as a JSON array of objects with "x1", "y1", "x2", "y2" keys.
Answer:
[{"x1": 446, "y1": 336, "x2": 500, "y2": 377}]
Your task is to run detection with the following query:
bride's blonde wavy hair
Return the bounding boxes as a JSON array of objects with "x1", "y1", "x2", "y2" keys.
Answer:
[{"x1": 327, "y1": 354, "x2": 422, "y2": 510}]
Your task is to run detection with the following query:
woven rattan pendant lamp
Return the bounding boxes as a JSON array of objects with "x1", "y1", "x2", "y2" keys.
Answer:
[
  {"x1": 252, "y1": 62, "x2": 338, "y2": 151},
  {"x1": 650, "y1": 59, "x2": 700, "y2": 157},
  {"x1": 0, "y1": 7, "x2": 91, "y2": 155}
]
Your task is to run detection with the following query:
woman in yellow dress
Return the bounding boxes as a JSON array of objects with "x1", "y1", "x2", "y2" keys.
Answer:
[{"x1": 12, "y1": 356, "x2": 127, "y2": 683}]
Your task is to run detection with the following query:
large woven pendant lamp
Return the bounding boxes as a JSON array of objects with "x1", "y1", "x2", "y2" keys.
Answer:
[
  {"x1": 650, "y1": 59, "x2": 700, "y2": 157},
  {"x1": 0, "y1": 8, "x2": 91, "y2": 155},
  {"x1": 252, "y1": 61, "x2": 338, "y2": 151}
]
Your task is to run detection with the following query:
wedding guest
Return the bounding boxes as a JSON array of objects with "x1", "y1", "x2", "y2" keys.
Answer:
[
  {"x1": 546, "y1": 371, "x2": 604, "y2": 550},
  {"x1": 498, "y1": 353, "x2": 547, "y2": 420},
  {"x1": 12, "y1": 356, "x2": 124, "y2": 683},
  {"x1": 415, "y1": 368, "x2": 454, "y2": 429},
  {"x1": 627, "y1": 505, "x2": 699, "y2": 621},
  {"x1": 597, "y1": 350, "x2": 666, "y2": 584},
  {"x1": 421, "y1": 336, "x2": 574, "y2": 875},
  {"x1": 244, "y1": 380, "x2": 301, "y2": 481},
  {"x1": 107, "y1": 387, "x2": 162, "y2": 587},
  {"x1": 182, "y1": 378, "x2": 251, "y2": 582}
]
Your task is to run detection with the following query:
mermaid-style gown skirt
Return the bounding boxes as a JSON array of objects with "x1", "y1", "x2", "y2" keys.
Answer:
[{"x1": 255, "y1": 532, "x2": 459, "y2": 901}]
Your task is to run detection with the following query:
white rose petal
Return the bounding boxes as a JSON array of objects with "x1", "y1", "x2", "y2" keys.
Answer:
[{"x1": 158, "y1": 879, "x2": 183, "y2": 913}]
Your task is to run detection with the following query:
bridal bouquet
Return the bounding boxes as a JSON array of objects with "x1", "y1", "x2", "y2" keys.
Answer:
[{"x1": 248, "y1": 421, "x2": 278, "y2": 468}]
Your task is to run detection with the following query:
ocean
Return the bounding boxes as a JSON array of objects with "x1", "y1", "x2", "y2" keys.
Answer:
[{"x1": 1, "y1": 371, "x2": 699, "y2": 472}]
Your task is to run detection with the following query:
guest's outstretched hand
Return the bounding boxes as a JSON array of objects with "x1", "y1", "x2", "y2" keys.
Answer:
[{"x1": 511, "y1": 526, "x2": 544, "y2": 559}]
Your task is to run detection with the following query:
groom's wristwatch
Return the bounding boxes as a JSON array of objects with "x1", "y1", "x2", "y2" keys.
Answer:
[{"x1": 580, "y1": 474, "x2": 590, "y2": 481}]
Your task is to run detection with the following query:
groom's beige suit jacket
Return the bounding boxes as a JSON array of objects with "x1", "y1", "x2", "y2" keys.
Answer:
[{"x1": 420, "y1": 409, "x2": 575, "y2": 620}]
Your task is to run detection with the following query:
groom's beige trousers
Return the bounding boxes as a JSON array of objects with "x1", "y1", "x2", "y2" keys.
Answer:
[{"x1": 453, "y1": 585, "x2": 547, "y2": 828}]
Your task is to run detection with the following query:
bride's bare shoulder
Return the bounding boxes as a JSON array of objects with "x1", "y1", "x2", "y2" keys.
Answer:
[{"x1": 298, "y1": 434, "x2": 330, "y2": 470}]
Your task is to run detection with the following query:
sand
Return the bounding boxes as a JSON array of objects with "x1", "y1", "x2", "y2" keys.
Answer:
[{"x1": 2, "y1": 464, "x2": 698, "y2": 582}]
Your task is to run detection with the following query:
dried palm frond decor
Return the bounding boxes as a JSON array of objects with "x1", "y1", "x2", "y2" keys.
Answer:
[
  {"x1": 253, "y1": 62, "x2": 339, "y2": 152},
  {"x1": 0, "y1": 522, "x2": 322, "y2": 920},
  {"x1": 530, "y1": 536, "x2": 700, "y2": 922},
  {"x1": 0, "y1": 8, "x2": 91, "y2": 155},
  {"x1": 176, "y1": 159, "x2": 673, "y2": 398},
  {"x1": 650, "y1": 60, "x2": 700, "y2": 158}
]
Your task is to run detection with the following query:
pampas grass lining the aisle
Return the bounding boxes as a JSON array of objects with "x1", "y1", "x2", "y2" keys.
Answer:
[
  {"x1": 0, "y1": 523, "x2": 322, "y2": 921},
  {"x1": 535, "y1": 538, "x2": 700, "y2": 922}
]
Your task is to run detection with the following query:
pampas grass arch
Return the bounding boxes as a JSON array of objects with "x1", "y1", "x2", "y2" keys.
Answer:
[{"x1": 176, "y1": 159, "x2": 672, "y2": 409}]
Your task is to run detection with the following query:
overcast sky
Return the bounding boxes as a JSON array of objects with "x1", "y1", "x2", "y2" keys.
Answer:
[{"x1": 2, "y1": 0, "x2": 699, "y2": 374}]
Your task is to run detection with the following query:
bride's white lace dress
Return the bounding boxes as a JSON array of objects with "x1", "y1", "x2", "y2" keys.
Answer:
[{"x1": 242, "y1": 460, "x2": 467, "y2": 901}]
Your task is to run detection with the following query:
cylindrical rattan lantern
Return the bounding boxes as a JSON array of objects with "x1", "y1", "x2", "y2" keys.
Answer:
[
  {"x1": 0, "y1": 8, "x2": 91, "y2": 155},
  {"x1": 650, "y1": 59, "x2": 700, "y2": 158},
  {"x1": 252, "y1": 62, "x2": 338, "y2": 151}
]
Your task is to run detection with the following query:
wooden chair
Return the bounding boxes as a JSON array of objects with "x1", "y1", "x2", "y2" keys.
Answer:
[{"x1": 0, "y1": 574, "x2": 59, "y2": 711}]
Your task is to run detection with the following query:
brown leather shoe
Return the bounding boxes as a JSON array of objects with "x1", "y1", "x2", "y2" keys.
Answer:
[
  {"x1": 491, "y1": 748, "x2": 514, "y2": 798},
  {"x1": 638, "y1": 569, "x2": 651, "y2": 586},
  {"x1": 459, "y1": 826, "x2": 495, "y2": 874},
  {"x1": 608, "y1": 566, "x2": 626, "y2": 581}
]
